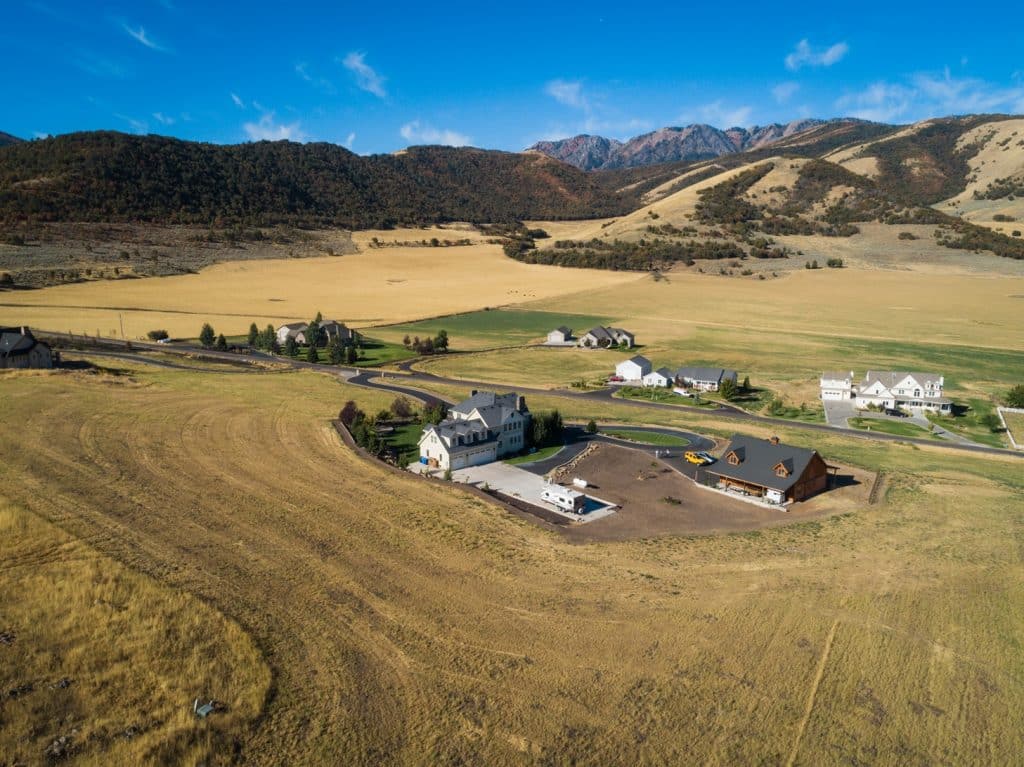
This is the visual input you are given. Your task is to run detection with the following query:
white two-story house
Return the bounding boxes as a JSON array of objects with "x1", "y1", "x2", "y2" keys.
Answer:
[
  {"x1": 418, "y1": 391, "x2": 531, "y2": 471},
  {"x1": 855, "y1": 371, "x2": 952, "y2": 413}
]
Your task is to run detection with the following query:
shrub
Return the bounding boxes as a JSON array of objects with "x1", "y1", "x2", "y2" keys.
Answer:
[
  {"x1": 826, "y1": 258, "x2": 844, "y2": 268},
  {"x1": 898, "y1": 231, "x2": 917, "y2": 240},
  {"x1": 146, "y1": 329, "x2": 169, "y2": 341}
]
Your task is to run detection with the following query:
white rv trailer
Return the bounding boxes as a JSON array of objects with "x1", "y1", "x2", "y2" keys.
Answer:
[{"x1": 541, "y1": 485, "x2": 586, "y2": 514}]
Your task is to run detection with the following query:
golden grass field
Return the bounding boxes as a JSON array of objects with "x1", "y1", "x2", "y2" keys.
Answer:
[
  {"x1": 1001, "y1": 410, "x2": 1024, "y2": 446},
  {"x1": 0, "y1": 239, "x2": 636, "y2": 341},
  {"x1": 2, "y1": 360, "x2": 1022, "y2": 764},
  {"x1": 0, "y1": 476, "x2": 269, "y2": 764}
]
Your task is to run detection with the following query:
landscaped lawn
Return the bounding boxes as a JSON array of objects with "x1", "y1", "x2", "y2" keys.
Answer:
[
  {"x1": 603, "y1": 429, "x2": 690, "y2": 447},
  {"x1": 352, "y1": 338, "x2": 419, "y2": 367},
  {"x1": 504, "y1": 444, "x2": 566, "y2": 465},
  {"x1": 616, "y1": 387, "x2": 717, "y2": 407},
  {"x1": 926, "y1": 398, "x2": 1008, "y2": 448},
  {"x1": 386, "y1": 422, "x2": 424, "y2": 465},
  {"x1": 847, "y1": 417, "x2": 939, "y2": 440}
]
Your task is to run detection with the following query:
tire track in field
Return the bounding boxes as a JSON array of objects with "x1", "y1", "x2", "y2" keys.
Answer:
[{"x1": 786, "y1": 619, "x2": 839, "y2": 767}]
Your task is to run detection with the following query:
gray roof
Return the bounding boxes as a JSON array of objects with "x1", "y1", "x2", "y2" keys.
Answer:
[
  {"x1": 707, "y1": 434, "x2": 821, "y2": 493},
  {"x1": 583, "y1": 326, "x2": 614, "y2": 341},
  {"x1": 675, "y1": 366, "x2": 736, "y2": 383},
  {"x1": 428, "y1": 418, "x2": 498, "y2": 446},
  {"x1": 278, "y1": 322, "x2": 308, "y2": 330},
  {"x1": 451, "y1": 390, "x2": 519, "y2": 414},
  {"x1": 650, "y1": 367, "x2": 673, "y2": 378},
  {"x1": 863, "y1": 371, "x2": 942, "y2": 388},
  {"x1": 626, "y1": 355, "x2": 651, "y2": 366},
  {"x1": 553, "y1": 325, "x2": 572, "y2": 335},
  {"x1": 610, "y1": 327, "x2": 634, "y2": 339},
  {"x1": 0, "y1": 327, "x2": 42, "y2": 358}
]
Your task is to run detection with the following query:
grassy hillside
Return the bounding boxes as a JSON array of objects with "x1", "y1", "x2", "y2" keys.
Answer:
[
  {"x1": 1, "y1": 360, "x2": 1022, "y2": 764},
  {"x1": 0, "y1": 132, "x2": 637, "y2": 227}
]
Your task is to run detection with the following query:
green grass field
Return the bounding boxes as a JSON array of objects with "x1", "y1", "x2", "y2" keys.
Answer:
[
  {"x1": 504, "y1": 444, "x2": 565, "y2": 465},
  {"x1": 847, "y1": 417, "x2": 940, "y2": 439},
  {"x1": 386, "y1": 422, "x2": 425, "y2": 464},
  {"x1": 372, "y1": 308, "x2": 614, "y2": 350},
  {"x1": 604, "y1": 429, "x2": 691, "y2": 447}
]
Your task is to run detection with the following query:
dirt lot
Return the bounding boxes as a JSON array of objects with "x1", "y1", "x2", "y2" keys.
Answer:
[{"x1": 555, "y1": 444, "x2": 872, "y2": 543}]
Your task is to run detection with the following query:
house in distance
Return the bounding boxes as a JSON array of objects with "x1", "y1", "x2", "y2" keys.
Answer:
[
  {"x1": 675, "y1": 366, "x2": 738, "y2": 392},
  {"x1": 0, "y1": 326, "x2": 54, "y2": 369},
  {"x1": 578, "y1": 326, "x2": 635, "y2": 348},
  {"x1": 418, "y1": 390, "x2": 531, "y2": 471},
  {"x1": 545, "y1": 326, "x2": 575, "y2": 345}
]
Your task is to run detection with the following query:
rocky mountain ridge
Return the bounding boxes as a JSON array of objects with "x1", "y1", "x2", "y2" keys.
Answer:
[{"x1": 528, "y1": 119, "x2": 862, "y2": 170}]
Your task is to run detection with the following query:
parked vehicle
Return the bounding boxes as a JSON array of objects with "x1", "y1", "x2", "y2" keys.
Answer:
[
  {"x1": 684, "y1": 451, "x2": 704, "y2": 465},
  {"x1": 695, "y1": 451, "x2": 716, "y2": 464},
  {"x1": 884, "y1": 408, "x2": 909, "y2": 418}
]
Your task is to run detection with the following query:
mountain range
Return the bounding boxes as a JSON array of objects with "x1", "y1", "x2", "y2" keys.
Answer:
[{"x1": 527, "y1": 119, "x2": 869, "y2": 170}]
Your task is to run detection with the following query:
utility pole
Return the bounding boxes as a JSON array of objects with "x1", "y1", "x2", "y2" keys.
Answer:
[{"x1": 119, "y1": 313, "x2": 125, "y2": 339}]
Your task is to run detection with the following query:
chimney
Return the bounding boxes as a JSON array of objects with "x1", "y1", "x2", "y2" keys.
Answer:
[
  {"x1": 517, "y1": 395, "x2": 527, "y2": 412},
  {"x1": 471, "y1": 389, "x2": 478, "y2": 396},
  {"x1": 769, "y1": 436, "x2": 780, "y2": 445}
]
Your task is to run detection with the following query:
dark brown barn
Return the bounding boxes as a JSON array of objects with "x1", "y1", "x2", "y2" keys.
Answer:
[{"x1": 705, "y1": 434, "x2": 831, "y2": 504}]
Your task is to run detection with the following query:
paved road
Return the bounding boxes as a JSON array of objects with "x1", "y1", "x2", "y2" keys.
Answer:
[{"x1": 39, "y1": 331, "x2": 1022, "y2": 461}]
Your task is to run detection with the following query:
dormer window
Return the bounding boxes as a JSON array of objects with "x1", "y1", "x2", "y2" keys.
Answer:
[
  {"x1": 727, "y1": 452, "x2": 740, "y2": 465},
  {"x1": 774, "y1": 461, "x2": 792, "y2": 477}
]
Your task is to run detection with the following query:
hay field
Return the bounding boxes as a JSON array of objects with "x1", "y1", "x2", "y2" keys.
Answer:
[
  {"x1": 1, "y1": 360, "x2": 1023, "y2": 764},
  {"x1": 0, "y1": 489, "x2": 268, "y2": 765},
  {"x1": 0, "y1": 242, "x2": 636, "y2": 341}
]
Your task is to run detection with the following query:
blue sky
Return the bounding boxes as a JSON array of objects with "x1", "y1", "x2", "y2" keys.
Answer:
[{"x1": 4, "y1": 1, "x2": 1023, "y2": 154}]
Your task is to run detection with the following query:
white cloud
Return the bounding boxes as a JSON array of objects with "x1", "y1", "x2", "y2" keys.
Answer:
[
  {"x1": 546, "y1": 79, "x2": 588, "y2": 109},
  {"x1": 342, "y1": 52, "x2": 386, "y2": 98},
  {"x1": 399, "y1": 120, "x2": 471, "y2": 147},
  {"x1": 785, "y1": 39, "x2": 848, "y2": 71},
  {"x1": 152, "y1": 112, "x2": 174, "y2": 125},
  {"x1": 122, "y1": 23, "x2": 165, "y2": 52},
  {"x1": 230, "y1": 92, "x2": 245, "y2": 108},
  {"x1": 344, "y1": 132, "x2": 356, "y2": 149},
  {"x1": 295, "y1": 62, "x2": 312, "y2": 81},
  {"x1": 772, "y1": 81, "x2": 800, "y2": 104},
  {"x1": 73, "y1": 51, "x2": 127, "y2": 79},
  {"x1": 680, "y1": 101, "x2": 754, "y2": 129},
  {"x1": 836, "y1": 71, "x2": 1024, "y2": 123},
  {"x1": 243, "y1": 113, "x2": 307, "y2": 142},
  {"x1": 295, "y1": 62, "x2": 335, "y2": 94},
  {"x1": 115, "y1": 113, "x2": 148, "y2": 134}
]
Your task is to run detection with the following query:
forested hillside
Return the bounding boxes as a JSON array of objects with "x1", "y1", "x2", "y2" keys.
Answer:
[{"x1": 0, "y1": 132, "x2": 637, "y2": 227}]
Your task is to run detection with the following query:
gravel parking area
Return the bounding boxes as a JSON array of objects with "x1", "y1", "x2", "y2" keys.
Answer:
[{"x1": 553, "y1": 444, "x2": 870, "y2": 543}]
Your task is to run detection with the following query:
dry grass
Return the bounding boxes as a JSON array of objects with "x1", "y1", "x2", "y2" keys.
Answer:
[
  {"x1": 0, "y1": 496, "x2": 269, "y2": 765},
  {"x1": 0, "y1": 242, "x2": 636, "y2": 341},
  {"x1": 2, "y1": 361, "x2": 1021, "y2": 763},
  {"x1": 1001, "y1": 410, "x2": 1024, "y2": 446}
]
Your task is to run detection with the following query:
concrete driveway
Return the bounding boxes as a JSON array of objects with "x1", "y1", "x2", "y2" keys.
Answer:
[{"x1": 452, "y1": 462, "x2": 617, "y2": 523}]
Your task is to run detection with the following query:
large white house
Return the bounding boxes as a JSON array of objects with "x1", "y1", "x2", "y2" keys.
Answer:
[
  {"x1": 616, "y1": 355, "x2": 652, "y2": 382},
  {"x1": 820, "y1": 371, "x2": 855, "y2": 400},
  {"x1": 854, "y1": 371, "x2": 951, "y2": 413},
  {"x1": 675, "y1": 366, "x2": 738, "y2": 392},
  {"x1": 418, "y1": 391, "x2": 531, "y2": 471}
]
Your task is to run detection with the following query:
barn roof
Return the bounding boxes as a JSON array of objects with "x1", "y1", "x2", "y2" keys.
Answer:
[{"x1": 707, "y1": 434, "x2": 820, "y2": 493}]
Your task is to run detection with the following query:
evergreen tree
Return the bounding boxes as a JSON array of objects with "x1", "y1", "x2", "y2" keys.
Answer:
[
  {"x1": 345, "y1": 345, "x2": 358, "y2": 364},
  {"x1": 215, "y1": 333, "x2": 228, "y2": 350},
  {"x1": 306, "y1": 343, "x2": 318, "y2": 363},
  {"x1": 199, "y1": 322, "x2": 215, "y2": 347},
  {"x1": 585, "y1": 419, "x2": 598, "y2": 434},
  {"x1": 433, "y1": 329, "x2": 449, "y2": 351},
  {"x1": 328, "y1": 336, "x2": 345, "y2": 364},
  {"x1": 719, "y1": 378, "x2": 738, "y2": 401},
  {"x1": 742, "y1": 375, "x2": 751, "y2": 392},
  {"x1": 285, "y1": 336, "x2": 298, "y2": 357},
  {"x1": 1005, "y1": 384, "x2": 1024, "y2": 408},
  {"x1": 247, "y1": 322, "x2": 259, "y2": 346}
]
